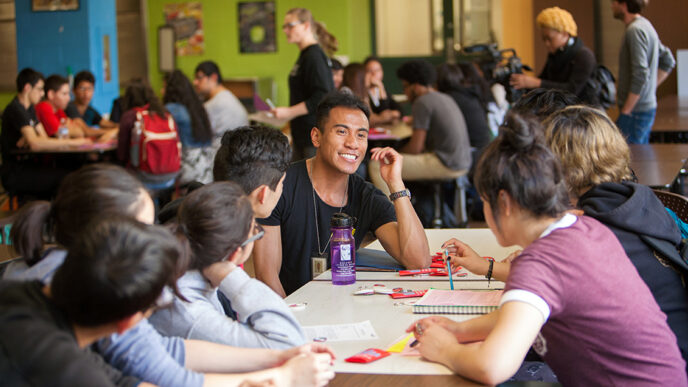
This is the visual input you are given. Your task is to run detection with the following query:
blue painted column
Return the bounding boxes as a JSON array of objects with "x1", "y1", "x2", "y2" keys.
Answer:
[{"x1": 15, "y1": 0, "x2": 119, "y2": 115}]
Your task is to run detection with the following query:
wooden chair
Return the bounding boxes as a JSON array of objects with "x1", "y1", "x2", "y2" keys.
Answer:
[{"x1": 653, "y1": 190, "x2": 688, "y2": 222}]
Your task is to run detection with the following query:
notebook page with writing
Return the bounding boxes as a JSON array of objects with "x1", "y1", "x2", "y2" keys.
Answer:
[{"x1": 413, "y1": 289, "x2": 503, "y2": 314}]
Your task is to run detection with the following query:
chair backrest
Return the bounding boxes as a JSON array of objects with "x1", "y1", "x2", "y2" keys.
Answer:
[{"x1": 653, "y1": 190, "x2": 688, "y2": 223}]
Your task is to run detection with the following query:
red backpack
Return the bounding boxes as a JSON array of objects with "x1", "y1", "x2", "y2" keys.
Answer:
[{"x1": 130, "y1": 106, "x2": 181, "y2": 175}]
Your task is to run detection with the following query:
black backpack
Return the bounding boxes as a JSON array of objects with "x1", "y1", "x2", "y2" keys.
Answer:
[
  {"x1": 582, "y1": 65, "x2": 616, "y2": 109},
  {"x1": 640, "y1": 234, "x2": 688, "y2": 285}
]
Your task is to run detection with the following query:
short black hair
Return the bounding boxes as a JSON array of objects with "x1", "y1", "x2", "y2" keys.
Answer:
[
  {"x1": 51, "y1": 217, "x2": 180, "y2": 327},
  {"x1": 617, "y1": 0, "x2": 647, "y2": 13},
  {"x1": 396, "y1": 59, "x2": 437, "y2": 87},
  {"x1": 177, "y1": 182, "x2": 253, "y2": 271},
  {"x1": 213, "y1": 126, "x2": 292, "y2": 193},
  {"x1": 16, "y1": 68, "x2": 44, "y2": 93},
  {"x1": 315, "y1": 91, "x2": 370, "y2": 130},
  {"x1": 44, "y1": 74, "x2": 69, "y2": 94},
  {"x1": 74, "y1": 70, "x2": 95, "y2": 88},
  {"x1": 436, "y1": 63, "x2": 465, "y2": 93},
  {"x1": 195, "y1": 60, "x2": 223, "y2": 83},
  {"x1": 510, "y1": 88, "x2": 580, "y2": 122},
  {"x1": 331, "y1": 58, "x2": 343, "y2": 71}
]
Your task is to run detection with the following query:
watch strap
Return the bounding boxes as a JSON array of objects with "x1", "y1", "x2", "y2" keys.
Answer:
[{"x1": 389, "y1": 189, "x2": 411, "y2": 201}]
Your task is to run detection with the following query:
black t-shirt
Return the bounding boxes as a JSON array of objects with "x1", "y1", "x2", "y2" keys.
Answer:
[
  {"x1": 259, "y1": 160, "x2": 397, "y2": 295},
  {"x1": 288, "y1": 44, "x2": 334, "y2": 147},
  {"x1": 65, "y1": 102, "x2": 103, "y2": 126},
  {"x1": 1, "y1": 97, "x2": 37, "y2": 165},
  {"x1": 0, "y1": 280, "x2": 140, "y2": 387}
]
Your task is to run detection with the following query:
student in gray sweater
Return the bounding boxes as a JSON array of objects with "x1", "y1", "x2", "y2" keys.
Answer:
[
  {"x1": 612, "y1": 0, "x2": 675, "y2": 144},
  {"x1": 150, "y1": 182, "x2": 306, "y2": 349}
]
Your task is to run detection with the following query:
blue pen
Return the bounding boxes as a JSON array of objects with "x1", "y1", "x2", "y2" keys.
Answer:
[{"x1": 445, "y1": 250, "x2": 454, "y2": 290}]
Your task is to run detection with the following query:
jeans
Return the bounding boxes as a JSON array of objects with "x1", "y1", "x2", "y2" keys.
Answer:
[{"x1": 616, "y1": 108, "x2": 657, "y2": 144}]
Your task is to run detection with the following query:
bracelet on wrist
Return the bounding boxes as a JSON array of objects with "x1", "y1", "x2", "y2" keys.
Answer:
[
  {"x1": 485, "y1": 259, "x2": 494, "y2": 285},
  {"x1": 389, "y1": 189, "x2": 411, "y2": 202}
]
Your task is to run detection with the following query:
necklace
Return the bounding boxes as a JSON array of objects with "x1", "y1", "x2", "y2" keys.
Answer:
[{"x1": 308, "y1": 161, "x2": 349, "y2": 256}]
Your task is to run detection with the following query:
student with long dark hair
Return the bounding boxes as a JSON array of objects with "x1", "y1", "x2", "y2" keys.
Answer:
[
  {"x1": 409, "y1": 113, "x2": 686, "y2": 385},
  {"x1": 4, "y1": 164, "x2": 335, "y2": 387},
  {"x1": 437, "y1": 63, "x2": 492, "y2": 163},
  {"x1": 150, "y1": 182, "x2": 307, "y2": 349},
  {"x1": 363, "y1": 56, "x2": 402, "y2": 120},
  {"x1": 341, "y1": 63, "x2": 398, "y2": 126},
  {"x1": 163, "y1": 70, "x2": 214, "y2": 184},
  {"x1": 117, "y1": 80, "x2": 180, "y2": 185}
]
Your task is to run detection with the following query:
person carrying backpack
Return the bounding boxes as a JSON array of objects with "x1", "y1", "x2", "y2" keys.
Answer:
[{"x1": 117, "y1": 80, "x2": 181, "y2": 185}]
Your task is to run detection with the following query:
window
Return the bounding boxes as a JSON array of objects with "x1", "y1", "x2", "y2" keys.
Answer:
[{"x1": 374, "y1": 0, "x2": 495, "y2": 58}]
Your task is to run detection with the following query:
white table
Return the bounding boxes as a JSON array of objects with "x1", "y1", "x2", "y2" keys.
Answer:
[
  {"x1": 286, "y1": 279, "x2": 500, "y2": 376},
  {"x1": 284, "y1": 227, "x2": 513, "y2": 381}
]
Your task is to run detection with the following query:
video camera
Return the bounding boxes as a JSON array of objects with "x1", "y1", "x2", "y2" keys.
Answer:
[{"x1": 461, "y1": 44, "x2": 532, "y2": 103}]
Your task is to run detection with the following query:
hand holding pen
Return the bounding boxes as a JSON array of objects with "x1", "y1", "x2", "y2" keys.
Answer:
[{"x1": 441, "y1": 238, "x2": 490, "y2": 276}]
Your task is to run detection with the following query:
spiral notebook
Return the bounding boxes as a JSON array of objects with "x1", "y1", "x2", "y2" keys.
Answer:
[{"x1": 412, "y1": 289, "x2": 503, "y2": 315}]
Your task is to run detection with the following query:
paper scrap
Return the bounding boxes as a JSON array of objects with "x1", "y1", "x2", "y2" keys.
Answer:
[
  {"x1": 386, "y1": 332, "x2": 414, "y2": 353},
  {"x1": 303, "y1": 320, "x2": 378, "y2": 342}
]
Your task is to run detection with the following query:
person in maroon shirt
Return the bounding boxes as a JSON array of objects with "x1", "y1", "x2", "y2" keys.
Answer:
[{"x1": 408, "y1": 112, "x2": 687, "y2": 386}]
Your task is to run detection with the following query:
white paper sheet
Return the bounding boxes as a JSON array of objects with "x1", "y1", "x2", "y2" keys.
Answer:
[{"x1": 303, "y1": 320, "x2": 378, "y2": 342}]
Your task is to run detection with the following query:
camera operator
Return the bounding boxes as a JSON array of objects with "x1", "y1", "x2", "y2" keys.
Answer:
[{"x1": 509, "y1": 7, "x2": 596, "y2": 100}]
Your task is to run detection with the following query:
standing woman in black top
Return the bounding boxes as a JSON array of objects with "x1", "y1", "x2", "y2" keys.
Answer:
[
  {"x1": 509, "y1": 7, "x2": 596, "y2": 101},
  {"x1": 271, "y1": 8, "x2": 336, "y2": 160}
]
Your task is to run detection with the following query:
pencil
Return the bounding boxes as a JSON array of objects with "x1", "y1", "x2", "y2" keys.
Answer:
[{"x1": 446, "y1": 252, "x2": 454, "y2": 290}]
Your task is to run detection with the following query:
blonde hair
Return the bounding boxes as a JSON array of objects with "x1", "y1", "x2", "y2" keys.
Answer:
[
  {"x1": 543, "y1": 105, "x2": 632, "y2": 199},
  {"x1": 536, "y1": 7, "x2": 578, "y2": 37},
  {"x1": 287, "y1": 8, "x2": 338, "y2": 57}
]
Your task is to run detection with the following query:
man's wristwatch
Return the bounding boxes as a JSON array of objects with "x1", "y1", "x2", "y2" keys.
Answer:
[{"x1": 389, "y1": 189, "x2": 411, "y2": 202}]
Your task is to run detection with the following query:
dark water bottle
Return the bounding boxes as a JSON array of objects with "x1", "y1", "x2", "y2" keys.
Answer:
[{"x1": 330, "y1": 213, "x2": 356, "y2": 285}]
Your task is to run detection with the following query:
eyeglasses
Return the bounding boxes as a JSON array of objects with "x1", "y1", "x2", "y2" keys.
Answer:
[
  {"x1": 240, "y1": 222, "x2": 265, "y2": 248},
  {"x1": 282, "y1": 21, "x2": 302, "y2": 29}
]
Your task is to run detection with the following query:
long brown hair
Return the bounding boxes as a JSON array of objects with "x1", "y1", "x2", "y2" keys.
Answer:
[{"x1": 287, "y1": 8, "x2": 338, "y2": 56}]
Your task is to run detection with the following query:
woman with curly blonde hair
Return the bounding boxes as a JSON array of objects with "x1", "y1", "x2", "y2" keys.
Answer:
[{"x1": 510, "y1": 7, "x2": 596, "y2": 102}]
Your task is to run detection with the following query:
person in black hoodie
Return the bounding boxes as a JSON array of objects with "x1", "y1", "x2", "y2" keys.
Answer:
[
  {"x1": 510, "y1": 7, "x2": 596, "y2": 102},
  {"x1": 544, "y1": 105, "x2": 688, "y2": 370}
]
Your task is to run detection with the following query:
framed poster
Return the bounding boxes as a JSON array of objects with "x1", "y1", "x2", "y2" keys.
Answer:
[
  {"x1": 32, "y1": 0, "x2": 79, "y2": 11},
  {"x1": 238, "y1": 1, "x2": 276, "y2": 53},
  {"x1": 164, "y1": 2, "x2": 204, "y2": 56}
]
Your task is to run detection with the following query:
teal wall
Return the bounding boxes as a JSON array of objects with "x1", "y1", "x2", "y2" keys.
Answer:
[
  {"x1": 14, "y1": 0, "x2": 119, "y2": 114},
  {"x1": 147, "y1": 0, "x2": 371, "y2": 106}
]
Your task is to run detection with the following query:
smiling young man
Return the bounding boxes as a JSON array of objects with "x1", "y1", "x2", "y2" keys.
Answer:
[{"x1": 254, "y1": 91, "x2": 430, "y2": 296}]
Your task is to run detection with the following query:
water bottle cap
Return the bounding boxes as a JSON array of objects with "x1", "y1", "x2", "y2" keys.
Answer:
[{"x1": 330, "y1": 212, "x2": 353, "y2": 227}]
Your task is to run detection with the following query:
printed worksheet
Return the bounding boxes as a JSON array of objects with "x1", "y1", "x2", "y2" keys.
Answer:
[{"x1": 303, "y1": 320, "x2": 378, "y2": 342}]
